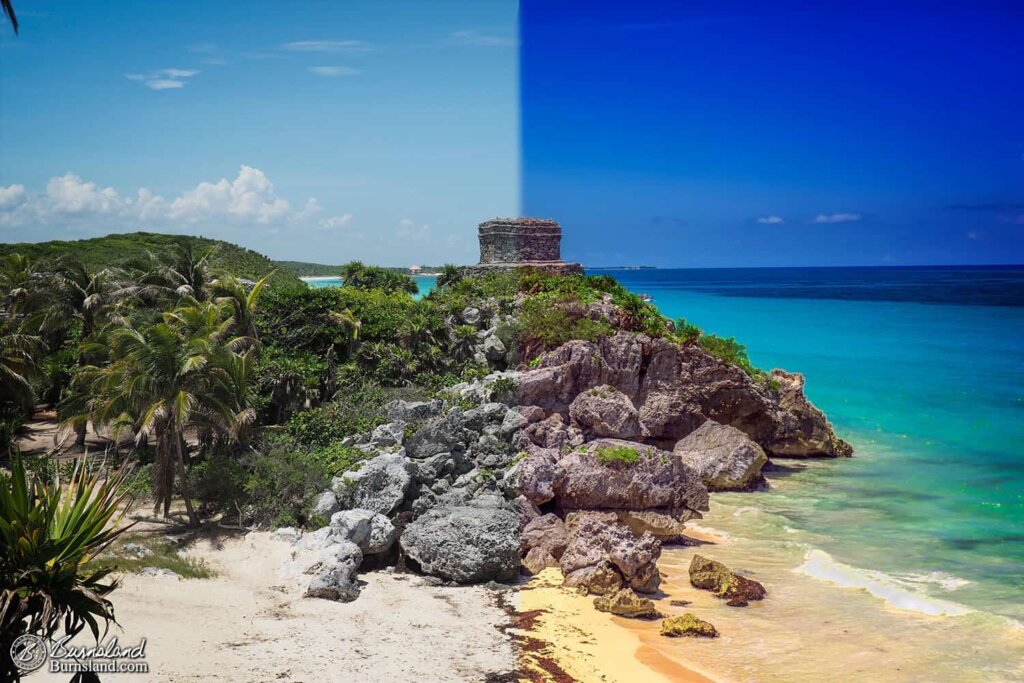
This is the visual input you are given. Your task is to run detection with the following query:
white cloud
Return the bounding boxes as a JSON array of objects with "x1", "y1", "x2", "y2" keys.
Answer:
[
  {"x1": 812, "y1": 213, "x2": 862, "y2": 224},
  {"x1": 161, "y1": 69, "x2": 199, "y2": 78},
  {"x1": 125, "y1": 68, "x2": 200, "y2": 90},
  {"x1": 448, "y1": 30, "x2": 515, "y2": 47},
  {"x1": 308, "y1": 66, "x2": 361, "y2": 77},
  {"x1": 397, "y1": 219, "x2": 430, "y2": 242},
  {"x1": 0, "y1": 184, "x2": 26, "y2": 209},
  {"x1": 281, "y1": 40, "x2": 374, "y2": 53},
  {"x1": 0, "y1": 166, "x2": 353, "y2": 234},
  {"x1": 757, "y1": 215, "x2": 784, "y2": 224},
  {"x1": 320, "y1": 214, "x2": 354, "y2": 229}
]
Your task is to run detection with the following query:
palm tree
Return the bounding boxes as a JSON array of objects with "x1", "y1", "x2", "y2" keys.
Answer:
[
  {"x1": 74, "y1": 300, "x2": 254, "y2": 527},
  {"x1": 39, "y1": 257, "x2": 121, "y2": 445},
  {"x1": 210, "y1": 274, "x2": 269, "y2": 348},
  {"x1": 436, "y1": 264, "x2": 462, "y2": 289},
  {"x1": 0, "y1": 253, "x2": 45, "y2": 323},
  {"x1": 164, "y1": 244, "x2": 215, "y2": 301},
  {"x1": 327, "y1": 307, "x2": 361, "y2": 360},
  {"x1": 0, "y1": 323, "x2": 40, "y2": 410},
  {"x1": 2, "y1": 0, "x2": 17, "y2": 35},
  {"x1": 340, "y1": 261, "x2": 367, "y2": 287}
]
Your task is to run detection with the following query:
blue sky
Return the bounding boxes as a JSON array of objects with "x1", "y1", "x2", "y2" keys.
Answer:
[
  {"x1": 0, "y1": 0, "x2": 517, "y2": 265},
  {"x1": 521, "y1": 1, "x2": 1024, "y2": 267}
]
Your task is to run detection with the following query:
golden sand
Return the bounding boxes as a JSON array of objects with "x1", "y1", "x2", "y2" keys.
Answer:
[{"x1": 516, "y1": 568, "x2": 719, "y2": 683}]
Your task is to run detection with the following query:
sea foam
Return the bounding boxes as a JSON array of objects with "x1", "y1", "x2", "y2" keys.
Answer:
[{"x1": 795, "y1": 549, "x2": 973, "y2": 617}]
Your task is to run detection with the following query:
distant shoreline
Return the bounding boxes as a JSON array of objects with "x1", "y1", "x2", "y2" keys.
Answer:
[{"x1": 300, "y1": 273, "x2": 439, "y2": 282}]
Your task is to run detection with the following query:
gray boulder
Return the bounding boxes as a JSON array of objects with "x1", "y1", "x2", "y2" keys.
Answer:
[
  {"x1": 304, "y1": 540, "x2": 363, "y2": 602},
  {"x1": 483, "y1": 334, "x2": 507, "y2": 362},
  {"x1": 386, "y1": 399, "x2": 443, "y2": 422},
  {"x1": 552, "y1": 439, "x2": 708, "y2": 514},
  {"x1": 569, "y1": 385, "x2": 644, "y2": 440},
  {"x1": 312, "y1": 490, "x2": 341, "y2": 519},
  {"x1": 333, "y1": 452, "x2": 414, "y2": 515},
  {"x1": 400, "y1": 505, "x2": 519, "y2": 583},
  {"x1": 674, "y1": 420, "x2": 768, "y2": 491},
  {"x1": 329, "y1": 509, "x2": 398, "y2": 555},
  {"x1": 560, "y1": 513, "x2": 662, "y2": 594},
  {"x1": 369, "y1": 421, "x2": 406, "y2": 448}
]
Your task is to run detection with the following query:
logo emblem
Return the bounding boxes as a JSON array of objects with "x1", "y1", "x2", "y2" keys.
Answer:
[{"x1": 10, "y1": 634, "x2": 48, "y2": 674}]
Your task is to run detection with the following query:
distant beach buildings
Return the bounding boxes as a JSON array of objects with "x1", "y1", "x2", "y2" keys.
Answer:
[{"x1": 409, "y1": 265, "x2": 422, "y2": 275}]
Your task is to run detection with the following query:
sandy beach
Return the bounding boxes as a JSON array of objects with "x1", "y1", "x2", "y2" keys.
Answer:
[
  {"x1": 514, "y1": 524, "x2": 728, "y2": 683},
  {"x1": 34, "y1": 531, "x2": 515, "y2": 682}
]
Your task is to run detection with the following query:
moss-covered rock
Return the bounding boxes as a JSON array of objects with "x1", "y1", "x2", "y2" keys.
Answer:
[
  {"x1": 688, "y1": 554, "x2": 766, "y2": 607},
  {"x1": 660, "y1": 614, "x2": 719, "y2": 638},
  {"x1": 593, "y1": 588, "x2": 661, "y2": 619}
]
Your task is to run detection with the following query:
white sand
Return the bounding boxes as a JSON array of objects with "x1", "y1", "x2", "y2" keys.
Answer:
[{"x1": 35, "y1": 532, "x2": 515, "y2": 682}]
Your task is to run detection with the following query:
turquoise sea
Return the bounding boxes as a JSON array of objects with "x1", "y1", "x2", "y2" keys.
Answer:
[{"x1": 602, "y1": 266, "x2": 1024, "y2": 680}]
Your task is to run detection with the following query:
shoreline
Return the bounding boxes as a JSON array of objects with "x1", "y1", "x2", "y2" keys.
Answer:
[{"x1": 517, "y1": 527, "x2": 727, "y2": 683}]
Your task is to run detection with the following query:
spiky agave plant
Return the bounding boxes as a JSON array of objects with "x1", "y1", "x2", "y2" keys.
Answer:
[{"x1": 0, "y1": 458, "x2": 135, "y2": 680}]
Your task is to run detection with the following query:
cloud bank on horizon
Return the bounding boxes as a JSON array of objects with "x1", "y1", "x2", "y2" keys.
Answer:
[{"x1": 0, "y1": 166, "x2": 352, "y2": 235}]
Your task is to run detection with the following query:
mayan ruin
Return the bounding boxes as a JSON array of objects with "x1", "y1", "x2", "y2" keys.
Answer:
[{"x1": 461, "y1": 217, "x2": 584, "y2": 275}]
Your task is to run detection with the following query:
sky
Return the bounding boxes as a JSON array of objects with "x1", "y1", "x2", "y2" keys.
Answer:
[
  {"x1": 0, "y1": 0, "x2": 518, "y2": 265},
  {"x1": 521, "y1": 1, "x2": 1024, "y2": 267},
  {"x1": 2, "y1": 2, "x2": 1023, "y2": 268}
]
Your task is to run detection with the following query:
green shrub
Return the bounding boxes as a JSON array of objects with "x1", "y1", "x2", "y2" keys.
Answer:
[
  {"x1": 594, "y1": 445, "x2": 641, "y2": 467},
  {"x1": 285, "y1": 384, "x2": 389, "y2": 448}
]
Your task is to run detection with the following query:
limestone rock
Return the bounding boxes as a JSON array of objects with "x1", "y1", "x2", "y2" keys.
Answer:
[
  {"x1": 660, "y1": 614, "x2": 718, "y2": 638},
  {"x1": 522, "y1": 547, "x2": 559, "y2": 575},
  {"x1": 560, "y1": 514, "x2": 662, "y2": 594},
  {"x1": 674, "y1": 420, "x2": 768, "y2": 491},
  {"x1": 593, "y1": 588, "x2": 661, "y2": 619},
  {"x1": 689, "y1": 554, "x2": 766, "y2": 607},
  {"x1": 333, "y1": 452, "x2": 413, "y2": 516},
  {"x1": 303, "y1": 540, "x2": 363, "y2": 602},
  {"x1": 400, "y1": 505, "x2": 519, "y2": 583},
  {"x1": 569, "y1": 385, "x2": 644, "y2": 440},
  {"x1": 768, "y1": 370, "x2": 853, "y2": 457},
  {"x1": 517, "y1": 452, "x2": 565, "y2": 505},
  {"x1": 553, "y1": 439, "x2": 708, "y2": 514},
  {"x1": 520, "y1": 513, "x2": 569, "y2": 560},
  {"x1": 386, "y1": 399, "x2": 442, "y2": 422},
  {"x1": 329, "y1": 509, "x2": 397, "y2": 555},
  {"x1": 312, "y1": 490, "x2": 340, "y2": 519},
  {"x1": 483, "y1": 333, "x2": 507, "y2": 362}
]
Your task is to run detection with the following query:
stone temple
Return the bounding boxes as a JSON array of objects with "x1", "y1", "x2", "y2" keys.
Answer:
[{"x1": 460, "y1": 218, "x2": 583, "y2": 276}]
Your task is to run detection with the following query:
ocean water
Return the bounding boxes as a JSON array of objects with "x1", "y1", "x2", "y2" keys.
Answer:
[
  {"x1": 598, "y1": 266, "x2": 1024, "y2": 680},
  {"x1": 303, "y1": 275, "x2": 436, "y2": 298}
]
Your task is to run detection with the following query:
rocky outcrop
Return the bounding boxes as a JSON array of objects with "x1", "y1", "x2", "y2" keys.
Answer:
[
  {"x1": 569, "y1": 385, "x2": 645, "y2": 440},
  {"x1": 515, "y1": 331, "x2": 850, "y2": 459},
  {"x1": 287, "y1": 531, "x2": 364, "y2": 602},
  {"x1": 689, "y1": 554, "x2": 766, "y2": 607},
  {"x1": 400, "y1": 504, "x2": 519, "y2": 583},
  {"x1": 768, "y1": 370, "x2": 853, "y2": 457},
  {"x1": 566, "y1": 509, "x2": 693, "y2": 543},
  {"x1": 329, "y1": 509, "x2": 397, "y2": 555},
  {"x1": 593, "y1": 588, "x2": 661, "y2": 619},
  {"x1": 673, "y1": 420, "x2": 768, "y2": 491},
  {"x1": 550, "y1": 439, "x2": 708, "y2": 515},
  {"x1": 660, "y1": 614, "x2": 719, "y2": 638},
  {"x1": 560, "y1": 514, "x2": 662, "y2": 594},
  {"x1": 333, "y1": 453, "x2": 414, "y2": 516}
]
